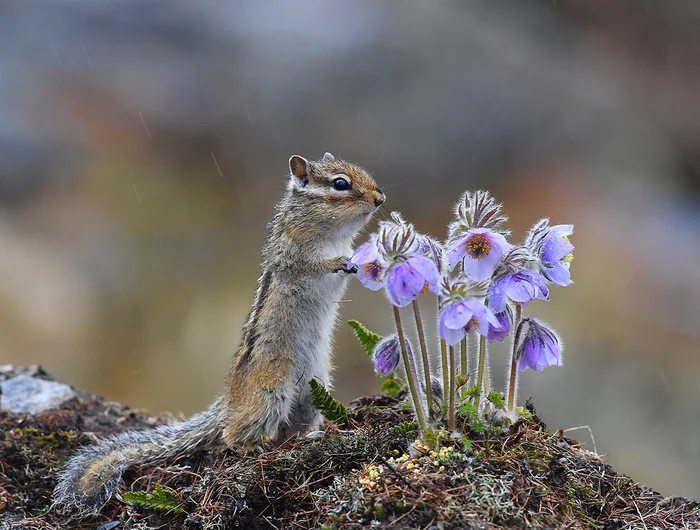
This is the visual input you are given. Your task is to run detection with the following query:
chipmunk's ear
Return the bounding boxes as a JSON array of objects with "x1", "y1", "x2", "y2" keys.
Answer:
[
  {"x1": 322, "y1": 152, "x2": 335, "y2": 162},
  {"x1": 289, "y1": 155, "x2": 309, "y2": 187}
]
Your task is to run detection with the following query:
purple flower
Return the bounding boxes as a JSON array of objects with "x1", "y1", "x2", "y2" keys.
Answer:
[
  {"x1": 516, "y1": 318, "x2": 563, "y2": 372},
  {"x1": 349, "y1": 240, "x2": 386, "y2": 291},
  {"x1": 439, "y1": 298, "x2": 502, "y2": 346},
  {"x1": 386, "y1": 256, "x2": 441, "y2": 307},
  {"x1": 489, "y1": 270, "x2": 549, "y2": 313},
  {"x1": 487, "y1": 307, "x2": 512, "y2": 343},
  {"x1": 526, "y1": 220, "x2": 575, "y2": 286},
  {"x1": 448, "y1": 228, "x2": 510, "y2": 282},
  {"x1": 373, "y1": 334, "x2": 401, "y2": 376},
  {"x1": 541, "y1": 225, "x2": 574, "y2": 286}
]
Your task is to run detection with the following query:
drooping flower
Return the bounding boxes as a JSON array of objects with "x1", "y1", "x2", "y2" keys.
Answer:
[
  {"x1": 373, "y1": 334, "x2": 402, "y2": 376},
  {"x1": 516, "y1": 318, "x2": 563, "y2": 372},
  {"x1": 526, "y1": 219, "x2": 575, "y2": 286},
  {"x1": 439, "y1": 298, "x2": 502, "y2": 346},
  {"x1": 487, "y1": 306, "x2": 512, "y2": 342},
  {"x1": 354, "y1": 213, "x2": 441, "y2": 307},
  {"x1": 386, "y1": 256, "x2": 440, "y2": 307},
  {"x1": 349, "y1": 239, "x2": 386, "y2": 291},
  {"x1": 447, "y1": 228, "x2": 510, "y2": 281},
  {"x1": 489, "y1": 270, "x2": 549, "y2": 313}
]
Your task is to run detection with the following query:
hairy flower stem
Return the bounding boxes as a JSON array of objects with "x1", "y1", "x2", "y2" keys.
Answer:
[
  {"x1": 393, "y1": 306, "x2": 428, "y2": 433},
  {"x1": 440, "y1": 339, "x2": 449, "y2": 407},
  {"x1": 448, "y1": 345, "x2": 456, "y2": 432},
  {"x1": 475, "y1": 335, "x2": 487, "y2": 410},
  {"x1": 483, "y1": 347, "x2": 490, "y2": 395},
  {"x1": 412, "y1": 299, "x2": 433, "y2": 419},
  {"x1": 507, "y1": 303, "x2": 523, "y2": 411},
  {"x1": 460, "y1": 337, "x2": 468, "y2": 399}
]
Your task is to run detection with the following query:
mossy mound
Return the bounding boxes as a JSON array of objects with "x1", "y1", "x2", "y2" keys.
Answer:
[{"x1": 1, "y1": 368, "x2": 698, "y2": 529}]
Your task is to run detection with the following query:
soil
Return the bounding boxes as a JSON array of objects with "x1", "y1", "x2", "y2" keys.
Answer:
[{"x1": 1, "y1": 366, "x2": 698, "y2": 529}]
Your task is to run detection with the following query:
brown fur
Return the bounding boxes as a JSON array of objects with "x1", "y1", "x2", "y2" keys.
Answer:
[{"x1": 54, "y1": 153, "x2": 384, "y2": 512}]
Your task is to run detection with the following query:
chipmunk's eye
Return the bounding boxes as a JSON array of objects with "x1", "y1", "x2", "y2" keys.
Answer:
[{"x1": 332, "y1": 177, "x2": 350, "y2": 191}]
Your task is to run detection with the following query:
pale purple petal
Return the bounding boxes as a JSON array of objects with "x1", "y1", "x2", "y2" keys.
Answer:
[
  {"x1": 439, "y1": 313, "x2": 466, "y2": 345},
  {"x1": 441, "y1": 302, "x2": 472, "y2": 330},
  {"x1": 357, "y1": 261, "x2": 385, "y2": 291},
  {"x1": 506, "y1": 271, "x2": 549, "y2": 306},
  {"x1": 488, "y1": 276, "x2": 509, "y2": 312},
  {"x1": 461, "y1": 229, "x2": 509, "y2": 282},
  {"x1": 543, "y1": 263, "x2": 572, "y2": 287},
  {"x1": 447, "y1": 239, "x2": 468, "y2": 270},
  {"x1": 487, "y1": 310, "x2": 511, "y2": 342},
  {"x1": 385, "y1": 262, "x2": 426, "y2": 307},
  {"x1": 349, "y1": 241, "x2": 380, "y2": 266},
  {"x1": 460, "y1": 299, "x2": 490, "y2": 336},
  {"x1": 542, "y1": 233, "x2": 574, "y2": 265},
  {"x1": 407, "y1": 255, "x2": 441, "y2": 294}
]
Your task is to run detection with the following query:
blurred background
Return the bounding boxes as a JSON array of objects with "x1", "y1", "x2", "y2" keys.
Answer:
[{"x1": 1, "y1": 0, "x2": 699, "y2": 499}]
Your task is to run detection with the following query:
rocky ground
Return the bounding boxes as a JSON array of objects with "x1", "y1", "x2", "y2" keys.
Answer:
[{"x1": 1, "y1": 365, "x2": 698, "y2": 529}]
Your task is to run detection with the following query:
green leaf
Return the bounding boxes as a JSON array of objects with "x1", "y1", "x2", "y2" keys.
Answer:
[
  {"x1": 465, "y1": 385, "x2": 480, "y2": 400},
  {"x1": 389, "y1": 421, "x2": 418, "y2": 437},
  {"x1": 516, "y1": 406, "x2": 533, "y2": 420},
  {"x1": 487, "y1": 391, "x2": 506, "y2": 410},
  {"x1": 423, "y1": 426, "x2": 447, "y2": 448},
  {"x1": 380, "y1": 376, "x2": 402, "y2": 398},
  {"x1": 470, "y1": 419, "x2": 486, "y2": 434},
  {"x1": 458, "y1": 401, "x2": 479, "y2": 421},
  {"x1": 347, "y1": 320, "x2": 382, "y2": 357},
  {"x1": 309, "y1": 379, "x2": 348, "y2": 424},
  {"x1": 460, "y1": 435, "x2": 473, "y2": 452},
  {"x1": 122, "y1": 484, "x2": 184, "y2": 514}
]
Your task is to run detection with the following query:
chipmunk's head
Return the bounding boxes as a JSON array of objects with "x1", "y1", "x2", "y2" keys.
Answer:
[{"x1": 287, "y1": 152, "x2": 385, "y2": 233}]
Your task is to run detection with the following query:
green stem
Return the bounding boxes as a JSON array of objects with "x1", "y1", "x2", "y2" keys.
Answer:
[
  {"x1": 448, "y1": 345, "x2": 456, "y2": 432},
  {"x1": 483, "y1": 341, "x2": 490, "y2": 395},
  {"x1": 440, "y1": 339, "x2": 449, "y2": 409},
  {"x1": 475, "y1": 334, "x2": 487, "y2": 410},
  {"x1": 507, "y1": 303, "x2": 523, "y2": 411},
  {"x1": 460, "y1": 337, "x2": 468, "y2": 400},
  {"x1": 393, "y1": 305, "x2": 427, "y2": 433},
  {"x1": 412, "y1": 299, "x2": 433, "y2": 419}
]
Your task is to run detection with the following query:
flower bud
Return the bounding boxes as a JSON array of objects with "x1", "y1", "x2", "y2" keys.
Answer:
[{"x1": 373, "y1": 335, "x2": 402, "y2": 376}]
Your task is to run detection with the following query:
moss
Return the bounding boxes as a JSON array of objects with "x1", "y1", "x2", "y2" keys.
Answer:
[{"x1": 1, "y1": 370, "x2": 699, "y2": 529}]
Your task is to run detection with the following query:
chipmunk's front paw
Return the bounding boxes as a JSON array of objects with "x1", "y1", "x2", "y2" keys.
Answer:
[{"x1": 331, "y1": 256, "x2": 357, "y2": 274}]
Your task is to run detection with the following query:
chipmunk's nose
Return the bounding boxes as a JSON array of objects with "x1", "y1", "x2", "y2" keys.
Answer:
[{"x1": 374, "y1": 191, "x2": 386, "y2": 207}]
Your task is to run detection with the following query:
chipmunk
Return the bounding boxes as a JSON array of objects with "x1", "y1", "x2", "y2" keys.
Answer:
[{"x1": 53, "y1": 152, "x2": 385, "y2": 511}]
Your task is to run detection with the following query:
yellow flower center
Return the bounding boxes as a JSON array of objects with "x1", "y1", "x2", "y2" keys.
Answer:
[
  {"x1": 466, "y1": 316, "x2": 480, "y2": 331},
  {"x1": 467, "y1": 235, "x2": 491, "y2": 260},
  {"x1": 561, "y1": 236, "x2": 574, "y2": 267}
]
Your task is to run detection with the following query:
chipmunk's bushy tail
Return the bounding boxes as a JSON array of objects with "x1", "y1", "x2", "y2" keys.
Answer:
[{"x1": 53, "y1": 398, "x2": 223, "y2": 512}]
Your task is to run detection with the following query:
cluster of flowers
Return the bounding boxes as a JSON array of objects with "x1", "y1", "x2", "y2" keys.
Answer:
[{"x1": 349, "y1": 191, "x2": 574, "y2": 433}]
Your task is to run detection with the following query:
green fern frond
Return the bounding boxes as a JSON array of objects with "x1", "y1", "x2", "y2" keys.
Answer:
[
  {"x1": 122, "y1": 484, "x2": 184, "y2": 514},
  {"x1": 347, "y1": 320, "x2": 382, "y2": 357},
  {"x1": 389, "y1": 421, "x2": 418, "y2": 437},
  {"x1": 309, "y1": 379, "x2": 348, "y2": 424}
]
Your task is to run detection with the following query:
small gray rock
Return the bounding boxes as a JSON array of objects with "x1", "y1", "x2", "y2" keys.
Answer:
[{"x1": 0, "y1": 374, "x2": 76, "y2": 414}]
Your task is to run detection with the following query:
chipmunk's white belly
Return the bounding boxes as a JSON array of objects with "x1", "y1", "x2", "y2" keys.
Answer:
[{"x1": 300, "y1": 273, "x2": 349, "y2": 388}]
